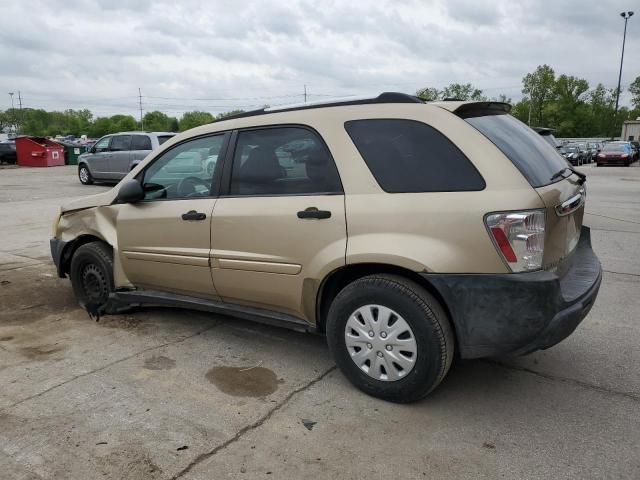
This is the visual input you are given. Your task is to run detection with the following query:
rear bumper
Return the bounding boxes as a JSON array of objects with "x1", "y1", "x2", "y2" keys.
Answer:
[
  {"x1": 50, "y1": 237, "x2": 68, "y2": 278},
  {"x1": 424, "y1": 226, "x2": 602, "y2": 359}
]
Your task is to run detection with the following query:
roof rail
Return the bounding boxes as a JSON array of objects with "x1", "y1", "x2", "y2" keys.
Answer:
[{"x1": 220, "y1": 92, "x2": 423, "y2": 121}]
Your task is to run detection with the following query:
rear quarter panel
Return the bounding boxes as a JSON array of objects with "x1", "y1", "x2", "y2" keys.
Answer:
[{"x1": 308, "y1": 104, "x2": 545, "y2": 274}]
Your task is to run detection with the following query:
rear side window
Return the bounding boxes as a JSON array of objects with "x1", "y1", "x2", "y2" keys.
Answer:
[
  {"x1": 465, "y1": 114, "x2": 568, "y2": 188},
  {"x1": 110, "y1": 135, "x2": 131, "y2": 151},
  {"x1": 157, "y1": 135, "x2": 174, "y2": 145},
  {"x1": 131, "y1": 135, "x2": 152, "y2": 150},
  {"x1": 345, "y1": 119, "x2": 485, "y2": 193}
]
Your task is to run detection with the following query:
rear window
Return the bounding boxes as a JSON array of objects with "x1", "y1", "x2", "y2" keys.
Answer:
[
  {"x1": 157, "y1": 135, "x2": 174, "y2": 145},
  {"x1": 344, "y1": 119, "x2": 485, "y2": 193},
  {"x1": 465, "y1": 114, "x2": 568, "y2": 188}
]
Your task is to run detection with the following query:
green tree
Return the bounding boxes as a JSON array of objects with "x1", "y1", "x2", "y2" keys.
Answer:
[
  {"x1": 109, "y1": 114, "x2": 137, "y2": 132},
  {"x1": 216, "y1": 110, "x2": 245, "y2": 120},
  {"x1": 168, "y1": 117, "x2": 179, "y2": 132},
  {"x1": 179, "y1": 111, "x2": 215, "y2": 131},
  {"x1": 88, "y1": 117, "x2": 114, "y2": 138},
  {"x1": 492, "y1": 94, "x2": 512, "y2": 103},
  {"x1": 511, "y1": 98, "x2": 530, "y2": 123},
  {"x1": 415, "y1": 87, "x2": 440, "y2": 101},
  {"x1": 143, "y1": 111, "x2": 171, "y2": 131},
  {"x1": 415, "y1": 84, "x2": 486, "y2": 102},
  {"x1": 554, "y1": 75, "x2": 589, "y2": 105},
  {"x1": 522, "y1": 65, "x2": 556, "y2": 125},
  {"x1": 442, "y1": 83, "x2": 486, "y2": 101},
  {"x1": 629, "y1": 76, "x2": 640, "y2": 109}
]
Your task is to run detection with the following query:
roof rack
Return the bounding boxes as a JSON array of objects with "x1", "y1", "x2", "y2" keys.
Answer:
[{"x1": 221, "y1": 92, "x2": 423, "y2": 121}]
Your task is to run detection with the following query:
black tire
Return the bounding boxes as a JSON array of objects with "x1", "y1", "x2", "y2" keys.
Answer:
[
  {"x1": 69, "y1": 242, "x2": 114, "y2": 311},
  {"x1": 78, "y1": 164, "x2": 94, "y2": 185},
  {"x1": 326, "y1": 274, "x2": 454, "y2": 403}
]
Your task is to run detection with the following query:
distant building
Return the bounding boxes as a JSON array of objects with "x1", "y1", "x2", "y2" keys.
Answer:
[{"x1": 621, "y1": 120, "x2": 640, "y2": 142}]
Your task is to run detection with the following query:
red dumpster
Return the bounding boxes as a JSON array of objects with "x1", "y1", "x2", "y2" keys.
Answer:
[{"x1": 15, "y1": 136, "x2": 65, "y2": 167}]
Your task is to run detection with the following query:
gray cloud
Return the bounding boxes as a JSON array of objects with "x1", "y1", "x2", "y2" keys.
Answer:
[{"x1": 1, "y1": 0, "x2": 638, "y2": 117}]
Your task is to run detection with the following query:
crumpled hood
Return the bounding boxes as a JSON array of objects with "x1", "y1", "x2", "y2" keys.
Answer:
[{"x1": 61, "y1": 188, "x2": 118, "y2": 213}]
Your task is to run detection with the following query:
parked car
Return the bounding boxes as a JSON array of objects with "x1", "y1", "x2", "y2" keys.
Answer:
[
  {"x1": 50, "y1": 93, "x2": 601, "y2": 402},
  {"x1": 630, "y1": 141, "x2": 640, "y2": 160},
  {"x1": 0, "y1": 141, "x2": 17, "y2": 164},
  {"x1": 596, "y1": 142, "x2": 634, "y2": 166},
  {"x1": 533, "y1": 127, "x2": 561, "y2": 150},
  {"x1": 561, "y1": 145, "x2": 585, "y2": 166},
  {"x1": 575, "y1": 143, "x2": 592, "y2": 163},
  {"x1": 77, "y1": 132, "x2": 175, "y2": 185},
  {"x1": 587, "y1": 142, "x2": 601, "y2": 160}
]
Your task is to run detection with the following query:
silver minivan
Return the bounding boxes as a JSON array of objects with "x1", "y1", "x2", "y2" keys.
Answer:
[{"x1": 78, "y1": 132, "x2": 175, "y2": 184}]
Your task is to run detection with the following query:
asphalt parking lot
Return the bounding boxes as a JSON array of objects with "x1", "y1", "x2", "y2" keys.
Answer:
[{"x1": 1, "y1": 164, "x2": 639, "y2": 479}]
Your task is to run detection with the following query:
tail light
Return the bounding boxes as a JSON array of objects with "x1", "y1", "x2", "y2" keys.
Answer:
[{"x1": 485, "y1": 210, "x2": 546, "y2": 272}]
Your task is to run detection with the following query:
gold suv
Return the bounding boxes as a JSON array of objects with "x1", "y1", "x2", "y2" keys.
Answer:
[{"x1": 51, "y1": 93, "x2": 602, "y2": 402}]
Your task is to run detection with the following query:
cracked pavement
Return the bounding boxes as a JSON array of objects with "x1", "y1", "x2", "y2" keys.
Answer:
[{"x1": 1, "y1": 164, "x2": 639, "y2": 479}]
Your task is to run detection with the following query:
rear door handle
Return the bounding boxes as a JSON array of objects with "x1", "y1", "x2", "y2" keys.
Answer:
[
  {"x1": 182, "y1": 210, "x2": 207, "y2": 221},
  {"x1": 297, "y1": 207, "x2": 331, "y2": 219}
]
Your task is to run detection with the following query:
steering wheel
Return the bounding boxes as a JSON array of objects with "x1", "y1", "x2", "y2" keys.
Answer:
[{"x1": 176, "y1": 176, "x2": 210, "y2": 197}]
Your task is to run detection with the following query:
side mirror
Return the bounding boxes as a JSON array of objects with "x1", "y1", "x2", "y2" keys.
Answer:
[{"x1": 115, "y1": 179, "x2": 144, "y2": 204}]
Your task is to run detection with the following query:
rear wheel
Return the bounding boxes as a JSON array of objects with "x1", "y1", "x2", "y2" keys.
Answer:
[
  {"x1": 326, "y1": 274, "x2": 454, "y2": 403},
  {"x1": 78, "y1": 165, "x2": 94, "y2": 185},
  {"x1": 70, "y1": 242, "x2": 114, "y2": 312}
]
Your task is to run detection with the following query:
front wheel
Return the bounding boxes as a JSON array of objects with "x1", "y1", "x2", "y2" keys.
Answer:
[
  {"x1": 78, "y1": 165, "x2": 94, "y2": 185},
  {"x1": 326, "y1": 274, "x2": 454, "y2": 403},
  {"x1": 69, "y1": 242, "x2": 114, "y2": 312}
]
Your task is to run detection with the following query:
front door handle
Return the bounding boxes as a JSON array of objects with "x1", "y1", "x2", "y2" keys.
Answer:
[
  {"x1": 297, "y1": 207, "x2": 331, "y2": 220},
  {"x1": 181, "y1": 210, "x2": 207, "y2": 221}
]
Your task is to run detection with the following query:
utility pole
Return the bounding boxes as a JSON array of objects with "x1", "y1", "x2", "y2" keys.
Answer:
[
  {"x1": 138, "y1": 88, "x2": 144, "y2": 130},
  {"x1": 304, "y1": 84, "x2": 307, "y2": 103},
  {"x1": 613, "y1": 11, "x2": 634, "y2": 138},
  {"x1": 17, "y1": 91, "x2": 22, "y2": 135},
  {"x1": 8, "y1": 92, "x2": 15, "y2": 136}
]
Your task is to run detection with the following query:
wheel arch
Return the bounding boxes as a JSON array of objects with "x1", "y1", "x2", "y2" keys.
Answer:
[
  {"x1": 59, "y1": 235, "x2": 112, "y2": 277},
  {"x1": 315, "y1": 263, "x2": 459, "y2": 350}
]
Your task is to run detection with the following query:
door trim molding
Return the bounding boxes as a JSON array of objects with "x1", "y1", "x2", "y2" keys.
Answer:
[
  {"x1": 123, "y1": 250, "x2": 209, "y2": 267},
  {"x1": 215, "y1": 258, "x2": 301, "y2": 274}
]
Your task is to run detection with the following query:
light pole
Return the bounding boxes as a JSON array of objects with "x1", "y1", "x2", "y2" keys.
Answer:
[{"x1": 613, "y1": 11, "x2": 634, "y2": 138}]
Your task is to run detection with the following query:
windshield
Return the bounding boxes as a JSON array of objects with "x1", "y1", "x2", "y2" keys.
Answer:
[
  {"x1": 565, "y1": 147, "x2": 578, "y2": 153},
  {"x1": 603, "y1": 144, "x2": 628, "y2": 152},
  {"x1": 465, "y1": 114, "x2": 569, "y2": 188}
]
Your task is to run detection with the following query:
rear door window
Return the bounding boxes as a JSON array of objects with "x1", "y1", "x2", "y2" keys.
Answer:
[
  {"x1": 229, "y1": 127, "x2": 342, "y2": 196},
  {"x1": 110, "y1": 135, "x2": 131, "y2": 151},
  {"x1": 131, "y1": 135, "x2": 152, "y2": 150},
  {"x1": 345, "y1": 119, "x2": 485, "y2": 193},
  {"x1": 157, "y1": 135, "x2": 175, "y2": 145},
  {"x1": 464, "y1": 114, "x2": 568, "y2": 187}
]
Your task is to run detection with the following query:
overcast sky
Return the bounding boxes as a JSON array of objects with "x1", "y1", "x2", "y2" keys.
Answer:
[{"x1": 1, "y1": 0, "x2": 638, "y2": 118}]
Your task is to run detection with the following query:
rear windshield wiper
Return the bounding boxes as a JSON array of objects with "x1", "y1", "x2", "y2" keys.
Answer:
[{"x1": 550, "y1": 167, "x2": 586, "y2": 185}]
